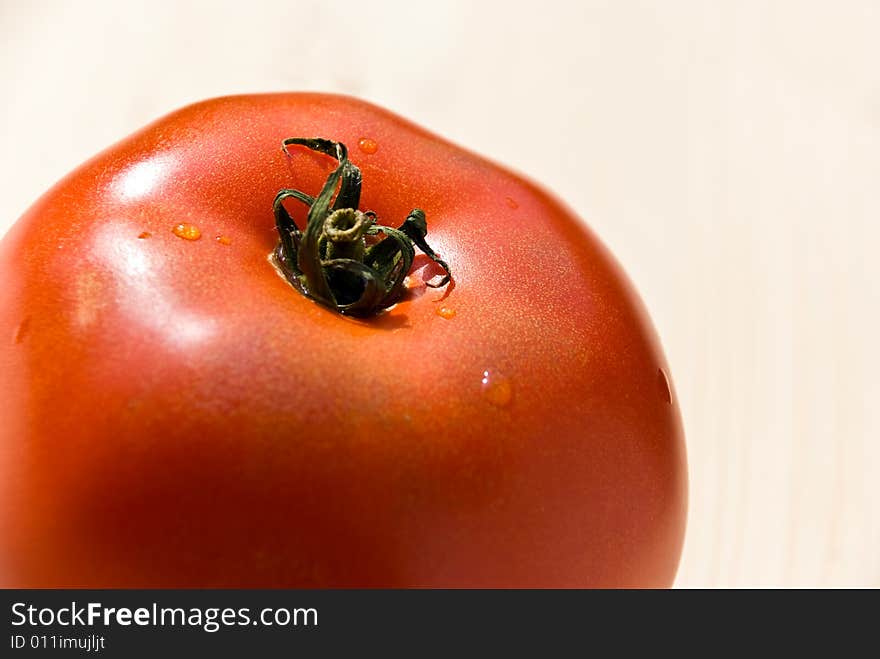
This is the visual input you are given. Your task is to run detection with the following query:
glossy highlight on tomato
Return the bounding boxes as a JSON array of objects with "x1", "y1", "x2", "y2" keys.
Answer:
[{"x1": 0, "y1": 93, "x2": 686, "y2": 587}]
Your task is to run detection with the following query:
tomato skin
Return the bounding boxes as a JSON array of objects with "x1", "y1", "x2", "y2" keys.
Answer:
[{"x1": 0, "y1": 94, "x2": 686, "y2": 587}]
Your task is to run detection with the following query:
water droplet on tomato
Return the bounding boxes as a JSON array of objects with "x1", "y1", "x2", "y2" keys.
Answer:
[
  {"x1": 505, "y1": 197, "x2": 519, "y2": 209},
  {"x1": 137, "y1": 231, "x2": 152, "y2": 239},
  {"x1": 657, "y1": 368, "x2": 671, "y2": 404},
  {"x1": 216, "y1": 235, "x2": 232, "y2": 245},
  {"x1": 358, "y1": 137, "x2": 378, "y2": 154},
  {"x1": 481, "y1": 369, "x2": 512, "y2": 407},
  {"x1": 436, "y1": 306, "x2": 456, "y2": 319},
  {"x1": 173, "y1": 223, "x2": 201, "y2": 241}
]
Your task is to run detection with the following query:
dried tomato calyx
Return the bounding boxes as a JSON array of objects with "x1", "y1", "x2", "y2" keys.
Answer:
[{"x1": 272, "y1": 138, "x2": 450, "y2": 316}]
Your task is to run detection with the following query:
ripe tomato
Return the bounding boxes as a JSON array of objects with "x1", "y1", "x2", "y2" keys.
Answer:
[{"x1": 0, "y1": 94, "x2": 686, "y2": 587}]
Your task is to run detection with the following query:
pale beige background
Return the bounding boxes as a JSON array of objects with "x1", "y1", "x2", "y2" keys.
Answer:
[{"x1": 2, "y1": 0, "x2": 878, "y2": 587}]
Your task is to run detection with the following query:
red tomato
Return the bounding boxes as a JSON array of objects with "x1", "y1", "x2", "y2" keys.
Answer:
[{"x1": 0, "y1": 94, "x2": 686, "y2": 587}]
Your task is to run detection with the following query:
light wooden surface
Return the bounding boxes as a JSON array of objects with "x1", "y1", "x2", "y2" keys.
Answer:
[{"x1": 2, "y1": 0, "x2": 877, "y2": 587}]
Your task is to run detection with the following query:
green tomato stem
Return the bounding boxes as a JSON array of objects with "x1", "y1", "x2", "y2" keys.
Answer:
[{"x1": 273, "y1": 138, "x2": 450, "y2": 316}]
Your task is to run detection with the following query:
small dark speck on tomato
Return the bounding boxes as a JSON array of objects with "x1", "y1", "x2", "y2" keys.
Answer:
[
  {"x1": 14, "y1": 317, "x2": 31, "y2": 344},
  {"x1": 138, "y1": 231, "x2": 152, "y2": 239}
]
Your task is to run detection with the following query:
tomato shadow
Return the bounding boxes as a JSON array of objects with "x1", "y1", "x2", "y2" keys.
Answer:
[{"x1": 364, "y1": 310, "x2": 411, "y2": 331}]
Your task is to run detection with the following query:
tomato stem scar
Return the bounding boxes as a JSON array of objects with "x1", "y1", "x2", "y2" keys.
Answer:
[{"x1": 272, "y1": 138, "x2": 451, "y2": 316}]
